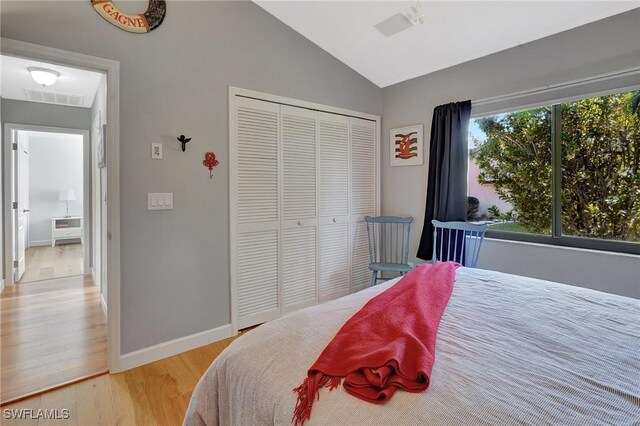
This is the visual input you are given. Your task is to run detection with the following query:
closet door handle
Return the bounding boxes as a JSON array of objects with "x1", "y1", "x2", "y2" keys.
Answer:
[
  {"x1": 297, "y1": 220, "x2": 303, "y2": 226},
  {"x1": 23, "y1": 209, "x2": 30, "y2": 213},
  {"x1": 332, "y1": 217, "x2": 337, "y2": 223}
]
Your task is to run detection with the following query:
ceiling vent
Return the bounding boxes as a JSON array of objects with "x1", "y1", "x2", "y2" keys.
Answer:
[
  {"x1": 375, "y1": 13, "x2": 413, "y2": 37},
  {"x1": 24, "y1": 88, "x2": 84, "y2": 107},
  {"x1": 375, "y1": 3, "x2": 425, "y2": 38}
]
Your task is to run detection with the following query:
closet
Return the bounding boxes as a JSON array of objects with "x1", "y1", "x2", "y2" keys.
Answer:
[{"x1": 230, "y1": 89, "x2": 379, "y2": 330}]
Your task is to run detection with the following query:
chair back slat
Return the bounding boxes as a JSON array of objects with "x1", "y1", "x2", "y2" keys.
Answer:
[
  {"x1": 365, "y1": 216, "x2": 413, "y2": 265},
  {"x1": 431, "y1": 220, "x2": 488, "y2": 268}
]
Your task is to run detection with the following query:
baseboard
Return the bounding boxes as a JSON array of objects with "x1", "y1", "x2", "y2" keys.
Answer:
[
  {"x1": 119, "y1": 323, "x2": 233, "y2": 371},
  {"x1": 30, "y1": 239, "x2": 81, "y2": 247},
  {"x1": 100, "y1": 293, "x2": 107, "y2": 315},
  {"x1": 91, "y1": 267, "x2": 100, "y2": 285},
  {"x1": 29, "y1": 240, "x2": 51, "y2": 247}
]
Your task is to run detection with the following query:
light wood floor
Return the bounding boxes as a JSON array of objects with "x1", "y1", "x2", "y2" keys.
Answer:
[
  {"x1": 19, "y1": 243, "x2": 84, "y2": 284},
  {"x1": 1, "y1": 334, "x2": 241, "y2": 425},
  {"x1": 1, "y1": 275, "x2": 106, "y2": 404}
]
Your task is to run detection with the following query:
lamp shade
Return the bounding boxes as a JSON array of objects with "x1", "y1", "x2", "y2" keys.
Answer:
[
  {"x1": 58, "y1": 190, "x2": 76, "y2": 202},
  {"x1": 28, "y1": 67, "x2": 60, "y2": 87}
]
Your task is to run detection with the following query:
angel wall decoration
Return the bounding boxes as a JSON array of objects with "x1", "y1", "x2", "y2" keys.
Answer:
[{"x1": 177, "y1": 135, "x2": 191, "y2": 152}]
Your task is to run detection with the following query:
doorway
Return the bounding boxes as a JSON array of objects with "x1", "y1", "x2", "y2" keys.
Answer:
[
  {"x1": 0, "y1": 52, "x2": 109, "y2": 403},
  {"x1": 1, "y1": 36, "x2": 122, "y2": 380},
  {"x1": 12, "y1": 129, "x2": 88, "y2": 284}
]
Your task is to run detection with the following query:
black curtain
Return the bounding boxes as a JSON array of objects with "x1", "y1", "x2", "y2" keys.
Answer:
[{"x1": 416, "y1": 101, "x2": 472, "y2": 261}]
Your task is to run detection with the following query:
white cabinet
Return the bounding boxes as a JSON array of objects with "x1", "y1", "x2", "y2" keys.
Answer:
[
  {"x1": 350, "y1": 117, "x2": 377, "y2": 293},
  {"x1": 318, "y1": 112, "x2": 351, "y2": 301},
  {"x1": 231, "y1": 91, "x2": 379, "y2": 330},
  {"x1": 282, "y1": 227, "x2": 317, "y2": 312},
  {"x1": 51, "y1": 217, "x2": 83, "y2": 247},
  {"x1": 281, "y1": 105, "x2": 318, "y2": 313},
  {"x1": 233, "y1": 98, "x2": 281, "y2": 329},
  {"x1": 319, "y1": 220, "x2": 350, "y2": 301}
]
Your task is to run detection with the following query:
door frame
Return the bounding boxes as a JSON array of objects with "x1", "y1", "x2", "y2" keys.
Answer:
[
  {"x1": 4, "y1": 124, "x2": 91, "y2": 281},
  {"x1": 14, "y1": 129, "x2": 29, "y2": 282},
  {"x1": 1, "y1": 37, "x2": 122, "y2": 372},
  {"x1": 91, "y1": 113, "x2": 103, "y2": 296}
]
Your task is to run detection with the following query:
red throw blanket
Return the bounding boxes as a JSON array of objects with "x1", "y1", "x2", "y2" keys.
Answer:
[{"x1": 292, "y1": 262, "x2": 460, "y2": 425}]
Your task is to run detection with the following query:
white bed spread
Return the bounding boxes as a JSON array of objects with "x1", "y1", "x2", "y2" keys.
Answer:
[{"x1": 185, "y1": 268, "x2": 640, "y2": 425}]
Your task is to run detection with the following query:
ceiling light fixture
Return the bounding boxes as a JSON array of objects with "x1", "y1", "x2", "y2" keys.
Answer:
[{"x1": 28, "y1": 67, "x2": 60, "y2": 87}]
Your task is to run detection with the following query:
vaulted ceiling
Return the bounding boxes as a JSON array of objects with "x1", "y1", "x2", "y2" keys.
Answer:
[{"x1": 255, "y1": 1, "x2": 639, "y2": 87}]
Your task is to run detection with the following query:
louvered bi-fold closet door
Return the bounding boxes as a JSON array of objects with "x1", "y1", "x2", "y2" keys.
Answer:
[
  {"x1": 232, "y1": 97, "x2": 281, "y2": 329},
  {"x1": 281, "y1": 105, "x2": 318, "y2": 313},
  {"x1": 350, "y1": 117, "x2": 377, "y2": 293},
  {"x1": 318, "y1": 112, "x2": 351, "y2": 301}
]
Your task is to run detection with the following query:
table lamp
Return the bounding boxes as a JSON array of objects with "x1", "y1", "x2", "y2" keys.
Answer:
[{"x1": 58, "y1": 190, "x2": 76, "y2": 218}]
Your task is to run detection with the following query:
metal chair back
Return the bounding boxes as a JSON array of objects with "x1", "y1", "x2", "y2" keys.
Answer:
[{"x1": 431, "y1": 220, "x2": 488, "y2": 268}]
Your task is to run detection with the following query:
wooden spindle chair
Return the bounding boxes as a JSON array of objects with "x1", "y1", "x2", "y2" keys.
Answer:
[
  {"x1": 431, "y1": 220, "x2": 488, "y2": 268},
  {"x1": 365, "y1": 216, "x2": 413, "y2": 286}
]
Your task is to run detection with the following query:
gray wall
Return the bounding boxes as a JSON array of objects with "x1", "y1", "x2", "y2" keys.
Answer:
[
  {"x1": 480, "y1": 239, "x2": 639, "y2": 298},
  {"x1": 0, "y1": 1, "x2": 382, "y2": 353},
  {"x1": 381, "y1": 9, "x2": 640, "y2": 298},
  {"x1": 2, "y1": 98, "x2": 91, "y2": 130}
]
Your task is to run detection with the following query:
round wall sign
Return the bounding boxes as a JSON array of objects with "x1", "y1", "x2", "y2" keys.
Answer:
[{"x1": 91, "y1": 0, "x2": 166, "y2": 33}]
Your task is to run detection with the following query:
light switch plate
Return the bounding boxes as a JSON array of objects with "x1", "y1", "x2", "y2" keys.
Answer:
[
  {"x1": 148, "y1": 193, "x2": 173, "y2": 210},
  {"x1": 151, "y1": 143, "x2": 163, "y2": 159}
]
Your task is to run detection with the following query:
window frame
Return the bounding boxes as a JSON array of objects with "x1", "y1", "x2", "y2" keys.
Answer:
[{"x1": 473, "y1": 95, "x2": 640, "y2": 256}]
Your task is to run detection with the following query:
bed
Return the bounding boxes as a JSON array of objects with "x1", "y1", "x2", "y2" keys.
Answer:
[{"x1": 184, "y1": 267, "x2": 640, "y2": 425}]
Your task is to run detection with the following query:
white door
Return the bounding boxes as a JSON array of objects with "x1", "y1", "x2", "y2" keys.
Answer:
[
  {"x1": 232, "y1": 97, "x2": 281, "y2": 329},
  {"x1": 349, "y1": 117, "x2": 377, "y2": 293},
  {"x1": 14, "y1": 132, "x2": 29, "y2": 282},
  {"x1": 318, "y1": 112, "x2": 350, "y2": 301},
  {"x1": 281, "y1": 105, "x2": 318, "y2": 313}
]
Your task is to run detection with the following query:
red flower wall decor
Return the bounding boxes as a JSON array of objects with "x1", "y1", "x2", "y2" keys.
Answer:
[{"x1": 203, "y1": 152, "x2": 219, "y2": 178}]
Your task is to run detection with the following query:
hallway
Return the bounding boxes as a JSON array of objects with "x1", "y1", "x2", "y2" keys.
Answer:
[
  {"x1": 0, "y1": 275, "x2": 107, "y2": 404},
  {"x1": 19, "y1": 243, "x2": 84, "y2": 284}
]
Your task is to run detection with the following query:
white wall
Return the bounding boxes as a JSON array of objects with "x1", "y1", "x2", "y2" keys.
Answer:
[
  {"x1": 27, "y1": 132, "x2": 83, "y2": 245},
  {"x1": 381, "y1": 10, "x2": 640, "y2": 298}
]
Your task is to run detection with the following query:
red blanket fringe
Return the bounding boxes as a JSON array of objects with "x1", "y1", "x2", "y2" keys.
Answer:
[{"x1": 292, "y1": 372, "x2": 342, "y2": 426}]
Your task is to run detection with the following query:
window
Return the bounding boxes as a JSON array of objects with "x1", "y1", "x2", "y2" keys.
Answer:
[
  {"x1": 468, "y1": 90, "x2": 640, "y2": 254},
  {"x1": 469, "y1": 107, "x2": 552, "y2": 236}
]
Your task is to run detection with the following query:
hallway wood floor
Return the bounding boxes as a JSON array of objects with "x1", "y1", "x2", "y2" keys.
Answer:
[
  {"x1": 1, "y1": 275, "x2": 106, "y2": 405},
  {"x1": 1, "y1": 334, "x2": 240, "y2": 425},
  {"x1": 19, "y1": 243, "x2": 84, "y2": 284}
]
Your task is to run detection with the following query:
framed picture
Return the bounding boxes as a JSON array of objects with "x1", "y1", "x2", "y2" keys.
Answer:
[
  {"x1": 97, "y1": 123, "x2": 107, "y2": 168},
  {"x1": 390, "y1": 125, "x2": 423, "y2": 167}
]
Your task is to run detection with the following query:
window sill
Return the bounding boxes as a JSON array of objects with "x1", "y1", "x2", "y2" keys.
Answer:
[{"x1": 485, "y1": 231, "x2": 640, "y2": 256}]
